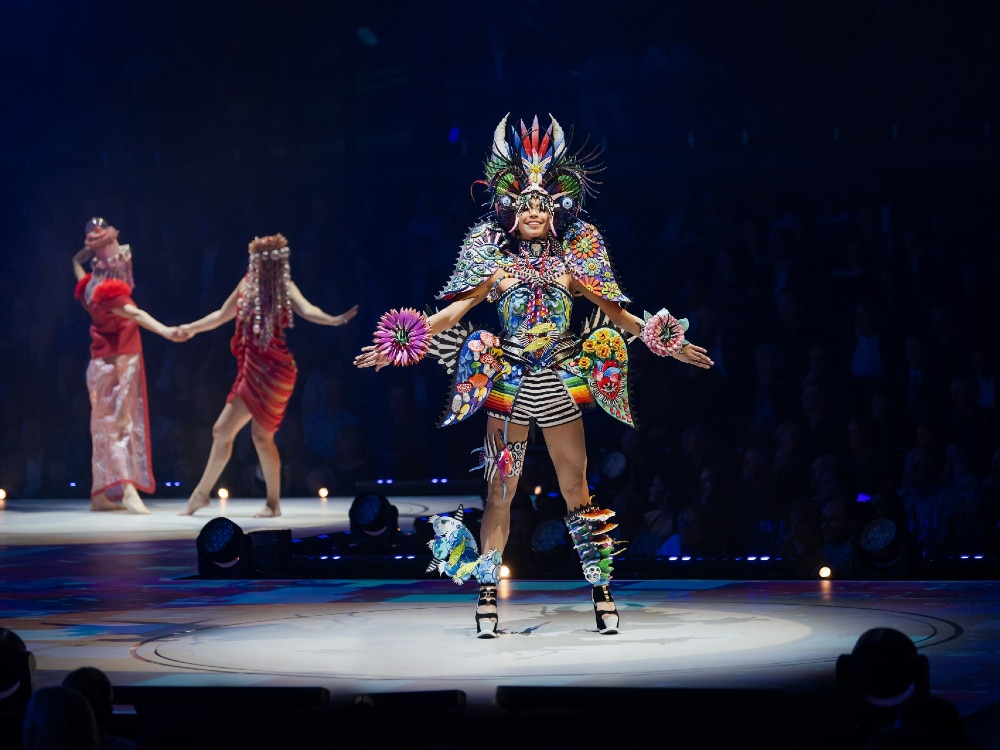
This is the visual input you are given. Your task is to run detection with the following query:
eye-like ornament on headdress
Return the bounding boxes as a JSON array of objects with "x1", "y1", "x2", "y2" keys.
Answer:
[{"x1": 482, "y1": 113, "x2": 603, "y2": 233}]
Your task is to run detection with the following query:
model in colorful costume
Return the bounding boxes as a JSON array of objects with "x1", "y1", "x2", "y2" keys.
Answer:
[
  {"x1": 355, "y1": 114, "x2": 714, "y2": 637},
  {"x1": 73, "y1": 217, "x2": 187, "y2": 513},
  {"x1": 178, "y1": 233, "x2": 358, "y2": 518}
]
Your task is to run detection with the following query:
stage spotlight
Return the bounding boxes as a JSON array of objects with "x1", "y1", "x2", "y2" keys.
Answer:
[
  {"x1": 196, "y1": 517, "x2": 252, "y2": 578},
  {"x1": 818, "y1": 565, "x2": 832, "y2": 579},
  {"x1": 217, "y1": 488, "x2": 229, "y2": 500},
  {"x1": 318, "y1": 487, "x2": 329, "y2": 500},
  {"x1": 348, "y1": 492, "x2": 401, "y2": 550}
]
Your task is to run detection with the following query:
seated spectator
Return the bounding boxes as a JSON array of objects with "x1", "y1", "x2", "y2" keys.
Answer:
[
  {"x1": 656, "y1": 502, "x2": 723, "y2": 558},
  {"x1": 0, "y1": 627, "x2": 35, "y2": 750},
  {"x1": 62, "y1": 666, "x2": 136, "y2": 750},
  {"x1": 22, "y1": 686, "x2": 101, "y2": 750}
]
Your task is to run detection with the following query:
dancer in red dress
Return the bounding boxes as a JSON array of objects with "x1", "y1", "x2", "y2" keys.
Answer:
[
  {"x1": 73, "y1": 217, "x2": 186, "y2": 513},
  {"x1": 178, "y1": 233, "x2": 358, "y2": 518}
]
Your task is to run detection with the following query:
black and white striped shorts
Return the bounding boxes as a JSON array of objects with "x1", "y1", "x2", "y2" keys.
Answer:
[{"x1": 508, "y1": 369, "x2": 582, "y2": 428}]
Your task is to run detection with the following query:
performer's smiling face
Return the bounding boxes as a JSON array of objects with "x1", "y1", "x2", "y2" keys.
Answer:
[{"x1": 516, "y1": 194, "x2": 551, "y2": 239}]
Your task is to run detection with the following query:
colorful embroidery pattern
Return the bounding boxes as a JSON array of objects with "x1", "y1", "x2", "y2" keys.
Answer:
[
  {"x1": 567, "y1": 327, "x2": 634, "y2": 427},
  {"x1": 439, "y1": 330, "x2": 512, "y2": 426}
]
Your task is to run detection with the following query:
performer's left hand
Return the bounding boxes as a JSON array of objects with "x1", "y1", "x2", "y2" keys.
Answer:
[
  {"x1": 673, "y1": 342, "x2": 714, "y2": 369},
  {"x1": 334, "y1": 304, "x2": 360, "y2": 326}
]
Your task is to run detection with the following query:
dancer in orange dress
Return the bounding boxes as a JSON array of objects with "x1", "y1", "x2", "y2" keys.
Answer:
[
  {"x1": 73, "y1": 217, "x2": 187, "y2": 513},
  {"x1": 178, "y1": 233, "x2": 358, "y2": 518}
]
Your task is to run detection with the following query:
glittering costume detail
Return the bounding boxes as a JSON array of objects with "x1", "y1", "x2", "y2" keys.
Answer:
[
  {"x1": 86, "y1": 353, "x2": 154, "y2": 497},
  {"x1": 564, "y1": 504, "x2": 624, "y2": 587},
  {"x1": 426, "y1": 506, "x2": 502, "y2": 585}
]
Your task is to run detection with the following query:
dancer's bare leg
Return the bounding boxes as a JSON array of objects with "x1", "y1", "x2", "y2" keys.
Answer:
[
  {"x1": 121, "y1": 483, "x2": 151, "y2": 514},
  {"x1": 476, "y1": 417, "x2": 528, "y2": 627},
  {"x1": 250, "y1": 420, "x2": 282, "y2": 518},
  {"x1": 541, "y1": 418, "x2": 590, "y2": 511},
  {"x1": 179, "y1": 398, "x2": 253, "y2": 515},
  {"x1": 479, "y1": 418, "x2": 529, "y2": 553},
  {"x1": 89, "y1": 491, "x2": 124, "y2": 512}
]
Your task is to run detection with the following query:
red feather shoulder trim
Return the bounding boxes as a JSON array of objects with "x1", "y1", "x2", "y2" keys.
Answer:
[
  {"x1": 74, "y1": 274, "x2": 92, "y2": 300},
  {"x1": 90, "y1": 279, "x2": 133, "y2": 305}
]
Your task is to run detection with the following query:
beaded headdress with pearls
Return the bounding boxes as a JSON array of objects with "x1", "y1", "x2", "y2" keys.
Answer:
[{"x1": 238, "y1": 233, "x2": 294, "y2": 350}]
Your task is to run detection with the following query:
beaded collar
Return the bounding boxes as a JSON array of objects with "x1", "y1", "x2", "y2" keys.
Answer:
[{"x1": 508, "y1": 238, "x2": 567, "y2": 286}]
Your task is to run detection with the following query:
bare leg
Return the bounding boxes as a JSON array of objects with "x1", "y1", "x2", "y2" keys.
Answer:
[
  {"x1": 250, "y1": 420, "x2": 282, "y2": 518},
  {"x1": 121, "y1": 483, "x2": 151, "y2": 514},
  {"x1": 479, "y1": 418, "x2": 529, "y2": 553},
  {"x1": 89, "y1": 492, "x2": 125, "y2": 512},
  {"x1": 179, "y1": 398, "x2": 253, "y2": 516},
  {"x1": 475, "y1": 418, "x2": 528, "y2": 633},
  {"x1": 541, "y1": 418, "x2": 590, "y2": 512}
]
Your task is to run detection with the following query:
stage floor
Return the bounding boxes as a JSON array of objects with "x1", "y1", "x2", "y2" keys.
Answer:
[{"x1": 2, "y1": 495, "x2": 1000, "y2": 744}]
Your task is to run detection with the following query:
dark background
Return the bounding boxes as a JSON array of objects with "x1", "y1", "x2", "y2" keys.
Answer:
[{"x1": 2, "y1": 1, "x2": 1000, "y2": 569}]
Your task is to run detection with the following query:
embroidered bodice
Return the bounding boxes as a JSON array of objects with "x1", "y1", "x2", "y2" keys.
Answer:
[{"x1": 486, "y1": 242, "x2": 576, "y2": 371}]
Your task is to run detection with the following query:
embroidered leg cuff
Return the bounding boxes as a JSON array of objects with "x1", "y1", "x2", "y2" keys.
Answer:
[{"x1": 564, "y1": 504, "x2": 623, "y2": 586}]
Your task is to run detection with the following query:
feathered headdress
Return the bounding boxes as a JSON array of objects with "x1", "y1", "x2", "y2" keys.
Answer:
[{"x1": 480, "y1": 113, "x2": 603, "y2": 232}]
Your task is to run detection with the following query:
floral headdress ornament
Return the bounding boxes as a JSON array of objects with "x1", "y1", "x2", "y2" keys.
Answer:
[{"x1": 480, "y1": 113, "x2": 603, "y2": 234}]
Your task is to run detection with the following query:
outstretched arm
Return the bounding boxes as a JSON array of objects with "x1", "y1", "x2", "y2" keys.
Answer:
[
  {"x1": 575, "y1": 282, "x2": 715, "y2": 369},
  {"x1": 354, "y1": 275, "x2": 493, "y2": 371},
  {"x1": 288, "y1": 282, "x2": 359, "y2": 326},
  {"x1": 177, "y1": 283, "x2": 241, "y2": 339},
  {"x1": 111, "y1": 303, "x2": 187, "y2": 342}
]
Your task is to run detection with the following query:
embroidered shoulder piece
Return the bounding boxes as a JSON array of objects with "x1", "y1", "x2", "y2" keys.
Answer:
[
  {"x1": 562, "y1": 219, "x2": 630, "y2": 304},
  {"x1": 436, "y1": 220, "x2": 508, "y2": 300}
]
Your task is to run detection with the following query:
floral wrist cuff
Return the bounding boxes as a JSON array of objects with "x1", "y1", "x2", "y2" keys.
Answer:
[
  {"x1": 374, "y1": 308, "x2": 431, "y2": 366},
  {"x1": 641, "y1": 308, "x2": 689, "y2": 358}
]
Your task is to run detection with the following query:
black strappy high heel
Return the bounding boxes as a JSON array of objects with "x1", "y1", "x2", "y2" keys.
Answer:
[
  {"x1": 592, "y1": 584, "x2": 619, "y2": 635},
  {"x1": 476, "y1": 585, "x2": 499, "y2": 638}
]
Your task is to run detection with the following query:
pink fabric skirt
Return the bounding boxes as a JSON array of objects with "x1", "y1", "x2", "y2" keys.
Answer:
[{"x1": 86, "y1": 353, "x2": 155, "y2": 496}]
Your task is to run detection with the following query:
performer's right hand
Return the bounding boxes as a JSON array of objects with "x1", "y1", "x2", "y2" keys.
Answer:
[{"x1": 353, "y1": 345, "x2": 390, "y2": 371}]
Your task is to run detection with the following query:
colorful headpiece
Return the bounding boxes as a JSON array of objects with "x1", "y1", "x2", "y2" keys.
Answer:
[{"x1": 481, "y1": 113, "x2": 602, "y2": 233}]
